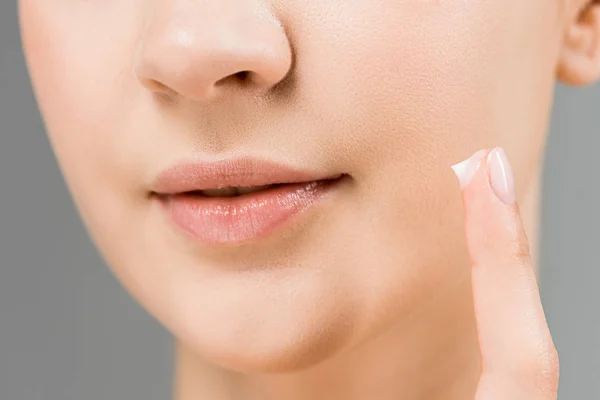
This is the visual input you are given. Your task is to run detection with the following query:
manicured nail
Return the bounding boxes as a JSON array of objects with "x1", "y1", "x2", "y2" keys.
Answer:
[
  {"x1": 451, "y1": 149, "x2": 487, "y2": 189},
  {"x1": 486, "y1": 147, "x2": 515, "y2": 205}
]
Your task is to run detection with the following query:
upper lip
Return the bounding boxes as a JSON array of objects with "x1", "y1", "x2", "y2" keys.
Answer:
[{"x1": 151, "y1": 157, "x2": 342, "y2": 194}]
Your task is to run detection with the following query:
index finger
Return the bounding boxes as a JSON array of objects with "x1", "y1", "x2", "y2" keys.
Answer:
[{"x1": 452, "y1": 147, "x2": 560, "y2": 399}]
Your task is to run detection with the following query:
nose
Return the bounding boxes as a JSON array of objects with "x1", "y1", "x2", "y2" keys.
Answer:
[{"x1": 134, "y1": 1, "x2": 292, "y2": 102}]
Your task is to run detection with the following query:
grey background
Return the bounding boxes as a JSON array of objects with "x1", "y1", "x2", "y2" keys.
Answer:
[{"x1": 0, "y1": 1, "x2": 598, "y2": 399}]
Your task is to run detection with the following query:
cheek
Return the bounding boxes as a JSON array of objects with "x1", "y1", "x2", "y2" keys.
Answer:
[
  {"x1": 19, "y1": 0, "x2": 142, "y2": 198},
  {"x1": 294, "y1": 0, "x2": 559, "y2": 192},
  {"x1": 19, "y1": 1, "x2": 157, "y2": 290}
]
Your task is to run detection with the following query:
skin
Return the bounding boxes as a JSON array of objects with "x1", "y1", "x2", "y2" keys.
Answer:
[{"x1": 18, "y1": 0, "x2": 600, "y2": 399}]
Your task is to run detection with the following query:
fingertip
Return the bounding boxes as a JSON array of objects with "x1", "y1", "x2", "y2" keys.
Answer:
[
  {"x1": 486, "y1": 147, "x2": 516, "y2": 206},
  {"x1": 454, "y1": 147, "x2": 524, "y2": 267}
]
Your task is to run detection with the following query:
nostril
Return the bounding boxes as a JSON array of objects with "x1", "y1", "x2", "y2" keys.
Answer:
[
  {"x1": 214, "y1": 70, "x2": 252, "y2": 89},
  {"x1": 236, "y1": 71, "x2": 250, "y2": 81}
]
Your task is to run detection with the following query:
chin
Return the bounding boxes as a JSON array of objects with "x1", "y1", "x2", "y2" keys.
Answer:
[
  {"x1": 160, "y1": 270, "x2": 369, "y2": 374},
  {"x1": 180, "y1": 319, "x2": 352, "y2": 373}
]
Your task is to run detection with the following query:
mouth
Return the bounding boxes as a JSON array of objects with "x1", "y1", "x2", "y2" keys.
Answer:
[
  {"x1": 184, "y1": 182, "x2": 300, "y2": 197},
  {"x1": 150, "y1": 157, "x2": 346, "y2": 246}
]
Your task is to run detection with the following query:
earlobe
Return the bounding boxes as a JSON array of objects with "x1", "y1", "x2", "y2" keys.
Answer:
[{"x1": 557, "y1": 2, "x2": 600, "y2": 86}]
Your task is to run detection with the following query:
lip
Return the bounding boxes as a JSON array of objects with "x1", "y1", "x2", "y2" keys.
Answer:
[{"x1": 151, "y1": 157, "x2": 344, "y2": 246}]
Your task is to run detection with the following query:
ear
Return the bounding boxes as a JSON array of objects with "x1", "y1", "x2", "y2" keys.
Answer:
[{"x1": 557, "y1": 1, "x2": 600, "y2": 86}]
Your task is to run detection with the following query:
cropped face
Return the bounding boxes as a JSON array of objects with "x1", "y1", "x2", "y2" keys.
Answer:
[{"x1": 18, "y1": 0, "x2": 599, "y2": 372}]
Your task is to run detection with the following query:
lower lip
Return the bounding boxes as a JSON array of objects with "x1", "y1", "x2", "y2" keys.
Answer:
[{"x1": 155, "y1": 178, "x2": 341, "y2": 246}]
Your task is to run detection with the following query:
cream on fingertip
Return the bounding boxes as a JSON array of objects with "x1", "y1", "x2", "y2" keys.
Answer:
[{"x1": 451, "y1": 149, "x2": 487, "y2": 189}]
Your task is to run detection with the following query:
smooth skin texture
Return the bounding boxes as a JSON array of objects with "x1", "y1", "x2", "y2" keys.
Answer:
[{"x1": 18, "y1": 0, "x2": 600, "y2": 399}]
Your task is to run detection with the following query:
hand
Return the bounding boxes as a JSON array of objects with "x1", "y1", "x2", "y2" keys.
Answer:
[{"x1": 452, "y1": 148, "x2": 560, "y2": 400}]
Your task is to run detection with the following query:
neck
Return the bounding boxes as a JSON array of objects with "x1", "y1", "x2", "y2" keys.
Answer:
[{"x1": 172, "y1": 172, "x2": 542, "y2": 400}]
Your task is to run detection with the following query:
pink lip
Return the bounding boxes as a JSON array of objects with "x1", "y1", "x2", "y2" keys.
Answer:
[{"x1": 151, "y1": 158, "x2": 344, "y2": 245}]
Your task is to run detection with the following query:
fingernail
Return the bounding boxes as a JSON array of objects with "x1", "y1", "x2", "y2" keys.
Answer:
[
  {"x1": 486, "y1": 147, "x2": 515, "y2": 205},
  {"x1": 451, "y1": 149, "x2": 487, "y2": 189}
]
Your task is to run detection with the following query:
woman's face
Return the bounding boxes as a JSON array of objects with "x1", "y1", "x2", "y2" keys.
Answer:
[{"x1": 19, "y1": 0, "x2": 576, "y2": 372}]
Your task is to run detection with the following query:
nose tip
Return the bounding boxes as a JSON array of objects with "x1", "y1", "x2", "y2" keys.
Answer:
[{"x1": 134, "y1": 3, "x2": 292, "y2": 102}]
